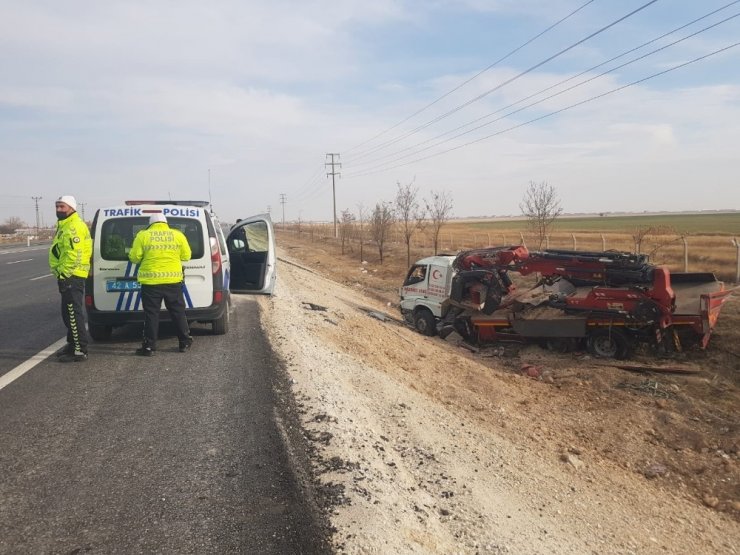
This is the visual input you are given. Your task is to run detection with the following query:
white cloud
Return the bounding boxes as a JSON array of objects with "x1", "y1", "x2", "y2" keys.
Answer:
[{"x1": 0, "y1": 1, "x2": 738, "y2": 225}]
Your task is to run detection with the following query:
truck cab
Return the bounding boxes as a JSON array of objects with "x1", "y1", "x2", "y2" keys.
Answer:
[{"x1": 399, "y1": 255, "x2": 456, "y2": 335}]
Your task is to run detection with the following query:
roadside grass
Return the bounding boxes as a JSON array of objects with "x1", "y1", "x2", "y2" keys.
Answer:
[{"x1": 282, "y1": 215, "x2": 740, "y2": 284}]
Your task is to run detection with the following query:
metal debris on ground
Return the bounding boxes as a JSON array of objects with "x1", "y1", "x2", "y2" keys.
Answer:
[
  {"x1": 302, "y1": 302, "x2": 328, "y2": 312},
  {"x1": 616, "y1": 379, "x2": 676, "y2": 399},
  {"x1": 356, "y1": 306, "x2": 404, "y2": 325},
  {"x1": 367, "y1": 311, "x2": 389, "y2": 322},
  {"x1": 598, "y1": 363, "x2": 701, "y2": 375}
]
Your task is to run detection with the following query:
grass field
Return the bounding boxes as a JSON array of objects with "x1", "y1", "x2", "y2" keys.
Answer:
[
  {"x1": 451, "y1": 212, "x2": 740, "y2": 235},
  {"x1": 294, "y1": 211, "x2": 740, "y2": 282}
]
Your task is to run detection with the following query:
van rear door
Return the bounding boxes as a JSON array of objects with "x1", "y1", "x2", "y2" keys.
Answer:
[{"x1": 226, "y1": 214, "x2": 276, "y2": 294}]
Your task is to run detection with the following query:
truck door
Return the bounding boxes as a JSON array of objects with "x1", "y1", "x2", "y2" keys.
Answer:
[
  {"x1": 226, "y1": 214, "x2": 276, "y2": 294},
  {"x1": 427, "y1": 264, "x2": 450, "y2": 301}
]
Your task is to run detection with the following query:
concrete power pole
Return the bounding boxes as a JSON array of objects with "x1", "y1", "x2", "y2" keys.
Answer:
[
  {"x1": 279, "y1": 194, "x2": 287, "y2": 230},
  {"x1": 325, "y1": 153, "x2": 341, "y2": 238},
  {"x1": 31, "y1": 196, "x2": 42, "y2": 236},
  {"x1": 78, "y1": 202, "x2": 87, "y2": 222}
]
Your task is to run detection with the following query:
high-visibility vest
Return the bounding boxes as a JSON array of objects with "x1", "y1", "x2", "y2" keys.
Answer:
[
  {"x1": 49, "y1": 211, "x2": 92, "y2": 279},
  {"x1": 128, "y1": 222, "x2": 192, "y2": 285}
]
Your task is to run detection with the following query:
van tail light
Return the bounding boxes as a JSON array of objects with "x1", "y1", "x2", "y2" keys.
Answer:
[
  {"x1": 210, "y1": 236, "x2": 221, "y2": 274},
  {"x1": 213, "y1": 291, "x2": 223, "y2": 304},
  {"x1": 85, "y1": 294, "x2": 93, "y2": 308}
]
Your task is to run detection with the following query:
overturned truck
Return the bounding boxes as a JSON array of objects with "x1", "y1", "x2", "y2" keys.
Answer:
[{"x1": 399, "y1": 246, "x2": 734, "y2": 359}]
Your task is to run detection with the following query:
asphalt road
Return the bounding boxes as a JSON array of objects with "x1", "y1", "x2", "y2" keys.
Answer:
[{"x1": 0, "y1": 244, "x2": 329, "y2": 554}]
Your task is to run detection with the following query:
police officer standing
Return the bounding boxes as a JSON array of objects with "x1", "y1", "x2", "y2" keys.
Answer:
[
  {"x1": 129, "y1": 213, "x2": 193, "y2": 356},
  {"x1": 50, "y1": 195, "x2": 93, "y2": 362}
]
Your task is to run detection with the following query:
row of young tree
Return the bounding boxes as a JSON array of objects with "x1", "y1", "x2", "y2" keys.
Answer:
[
  {"x1": 334, "y1": 182, "x2": 453, "y2": 268},
  {"x1": 0, "y1": 216, "x2": 26, "y2": 235},
  {"x1": 333, "y1": 180, "x2": 562, "y2": 268}
]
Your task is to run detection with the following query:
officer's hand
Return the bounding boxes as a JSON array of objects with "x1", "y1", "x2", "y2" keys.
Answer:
[{"x1": 57, "y1": 276, "x2": 72, "y2": 292}]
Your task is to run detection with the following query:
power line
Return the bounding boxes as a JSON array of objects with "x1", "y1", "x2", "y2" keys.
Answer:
[
  {"x1": 31, "y1": 196, "x2": 42, "y2": 234},
  {"x1": 325, "y1": 153, "x2": 341, "y2": 238},
  {"x1": 280, "y1": 193, "x2": 287, "y2": 229},
  {"x1": 345, "y1": 0, "x2": 659, "y2": 164},
  {"x1": 291, "y1": 164, "x2": 325, "y2": 200},
  {"x1": 346, "y1": 41, "x2": 740, "y2": 178},
  {"x1": 345, "y1": 8, "x2": 740, "y2": 175},
  {"x1": 344, "y1": 0, "x2": 597, "y2": 156},
  {"x1": 293, "y1": 165, "x2": 328, "y2": 204}
]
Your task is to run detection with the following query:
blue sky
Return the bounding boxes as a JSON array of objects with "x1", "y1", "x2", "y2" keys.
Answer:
[{"x1": 1, "y1": 0, "x2": 739, "y2": 226}]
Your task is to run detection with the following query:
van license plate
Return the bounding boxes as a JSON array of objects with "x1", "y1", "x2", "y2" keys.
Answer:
[{"x1": 106, "y1": 279, "x2": 141, "y2": 292}]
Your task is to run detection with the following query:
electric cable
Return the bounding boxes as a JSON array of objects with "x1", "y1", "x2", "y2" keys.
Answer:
[
  {"x1": 345, "y1": 0, "x2": 659, "y2": 164},
  {"x1": 344, "y1": 0, "x2": 597, "y2": 157},
  {"x1": 345, "y1": 41, "x2": 739, "y2": 178},
  {"x1": 344, "y1": 8, "x2": 740, "y2": 174}
]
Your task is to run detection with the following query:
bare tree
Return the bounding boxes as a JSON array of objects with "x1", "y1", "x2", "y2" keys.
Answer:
[
  {"x1": 338, "y1": 209, "x2": 355, "y2": 255},
  {"x1": 520, "y1": 181, "x2": 562, "y2": 250},
  {"x1": 0, "y1": 216, "x2": 25, "y2": 235},
  {"x1": 395, "y1": 180, "x2": 427, "y2": 267},
  {"x1": 425, "y1": 190, "x2": 453, "y2": 255},
  {"x1": 370, "y1": 201, "x2": 395, "y2": 264},
  {"x1": 631, "y1": 225, "x2": 682, "y2": 258},
  {"x1": 357, "y1": 202, "x2": 367, "y2": 263}
]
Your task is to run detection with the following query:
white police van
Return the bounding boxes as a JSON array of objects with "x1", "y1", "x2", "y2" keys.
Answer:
[{"x1": 85, "y1": 201, "x2": 276, "y2": 340}]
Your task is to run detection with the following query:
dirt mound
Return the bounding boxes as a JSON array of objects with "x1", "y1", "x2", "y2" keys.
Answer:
[{"x1": 263, "y1": 232, "x2": 739, "y2": 553}]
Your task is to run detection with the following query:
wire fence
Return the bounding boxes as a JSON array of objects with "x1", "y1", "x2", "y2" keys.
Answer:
[{"x1": 279, "y1": 223, "x2": 740, "y2": 283}]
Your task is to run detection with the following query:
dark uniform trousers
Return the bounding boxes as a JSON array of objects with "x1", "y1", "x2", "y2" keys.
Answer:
[
  {"x1": 141, "y1": 283, "x2": 190, "y2": 349},
  {"x1": 58, "y1": 276, "x2": 89, "y2": 353}
]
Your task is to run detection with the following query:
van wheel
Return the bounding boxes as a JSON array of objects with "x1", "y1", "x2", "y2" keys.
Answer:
[
  {"x1": 414, "y1": 309, "x2": 436, "y2": 337},
  {"x1": 89, "y1": 323, "x2": 112, "y2": 341},
  {"x1": 212, "y1": 307, "x2": 230, "y2": 335},
  {"x1": 587, "y1": 328, "x2": 633, "y2": 359}
]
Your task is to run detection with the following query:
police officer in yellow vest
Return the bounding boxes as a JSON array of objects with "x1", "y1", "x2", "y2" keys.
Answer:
[
  {"x1": 129, "y1": 213, "x2": 193, "y2": 356},
  {"x1": 50, "y1": 195, "x2": 93, "y2": 362}
]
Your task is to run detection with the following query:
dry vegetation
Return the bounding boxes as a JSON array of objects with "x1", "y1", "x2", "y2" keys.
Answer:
[
  {"x1": 289, "y1": 214, "x2": 740, "y2": 282},
  {"x1": 276, "y1": 227, "x2": 739, "y2": 521}
]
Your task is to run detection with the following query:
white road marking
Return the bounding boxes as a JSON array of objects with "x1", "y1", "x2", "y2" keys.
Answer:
[
  {"x1": 0, "y1": 338, "x2": 67, "y2": 391},
  {"x1": 0, "y1": 246, "x2": 48, "y2": 256},
  {"x1": 6, "y1": 259, "x2": 33, "y2": 265},
  {"x1": 30, "y1": 273, "x2": 53, "y2": 281}
]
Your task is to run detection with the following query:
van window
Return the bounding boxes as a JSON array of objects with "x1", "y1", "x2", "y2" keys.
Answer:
[
  {"x1": 403, "y1": 264, "x2": 427, "y2": 286},
  {"x1": 100, "y1": 217, "x2": 205, "y2": 261},
  {"x1": 243, "y1": 221, "x2": 269, "y2": 252}
]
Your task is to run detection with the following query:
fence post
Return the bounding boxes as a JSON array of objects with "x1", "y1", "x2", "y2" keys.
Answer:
[
  {"x1": 519, "y1": 233, "x2": 526, "y2": 248},
  {"x1": 502, "y1": 234, "x2": 506, "y2": 245},
  {"x1": 682, "y1": 236, "x2": 689, "y2": 272},
  {"x1": 545, "y1": 235, "x2": 550, "y2": 249},
  {"x1": 733, "y1": 238, "x2": 740, "y2": 283},
  {"x1": 487, "y1": 232, "x2": 491, "y2": 246},
  {"x1": 601, "y1": 234, "x2": 606, "y2": 251},
  {"x1": 572, "y1": 234, "x2": 577, "y2": 251}
]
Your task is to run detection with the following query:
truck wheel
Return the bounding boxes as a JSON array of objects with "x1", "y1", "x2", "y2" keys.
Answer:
[
  {"x1": 414, "y1": 309, "x2": 436, "y2": 337},
  {"x1": 211, "y1": 305, "x2": 230, "y2": 335},
  {"x1": 587, "y1": 328, "x2": 633, "y2": 360},
  {"x1": 89, "y1": 323, "x2": 112, "y2": 341},
  {"x1": 545, "y1": 338, "x2": 578, "y2": 353}
]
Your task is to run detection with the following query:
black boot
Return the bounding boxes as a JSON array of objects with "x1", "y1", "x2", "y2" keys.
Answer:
[
  {"x1": 136, "y1": 344, "x2": 154, "y2": 356},
  {"x1": 178, "y1": 336, "x2": 193, "y2": 352}
]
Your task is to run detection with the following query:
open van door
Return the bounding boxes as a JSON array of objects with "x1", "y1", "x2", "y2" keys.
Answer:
[{"x1": 226, "y1": 214, "x2": 276, "y2": 294}]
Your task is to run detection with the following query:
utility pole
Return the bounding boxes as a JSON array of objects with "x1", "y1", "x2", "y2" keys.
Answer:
[
  {"x1": 279, "y1": 194, "x2": 287, "y2": 230},
  {"x1": 78, "y1": 202, "x2": 86, "y2": 222},
  {"x1": 31, "y1": 196, "x2": 42, "y2": 236},
  {"x1": 325, "y1": 153, "x2": 341, "y2": 238},
  {"x1": 267, "y1": 205, "x2": 271, "y2": 216}
]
